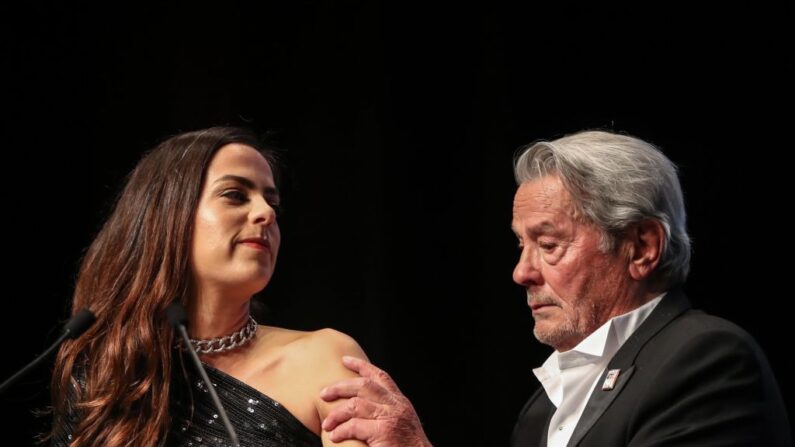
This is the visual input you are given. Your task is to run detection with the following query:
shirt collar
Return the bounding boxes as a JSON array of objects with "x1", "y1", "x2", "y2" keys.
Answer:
[
  {"x1": 534, "y1": 292, "x2": 666, "y2": 376},
  {"x1": 610, "y1": 292, "x2": 665, "y2": 347}
]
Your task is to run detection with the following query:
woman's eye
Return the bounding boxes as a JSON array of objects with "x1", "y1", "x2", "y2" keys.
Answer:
[{"x1": 222, "y1": 190, "x2": 248, "y2": 202}]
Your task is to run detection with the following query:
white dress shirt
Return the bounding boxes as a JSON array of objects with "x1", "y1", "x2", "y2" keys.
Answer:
[{"x1": 533, "y1": 294, "x2": 664, "y2": 447}]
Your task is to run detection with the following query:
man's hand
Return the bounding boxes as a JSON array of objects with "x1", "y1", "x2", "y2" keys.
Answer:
[{"x1": 320, "y1": 356, "x2": 433, "y2": 447}]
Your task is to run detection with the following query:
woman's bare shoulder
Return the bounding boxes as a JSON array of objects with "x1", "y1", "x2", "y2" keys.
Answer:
[
  {"x1": 257, "y1": 326, "x2": 366, "y2": 365},
  {"x1": 247, "y1": 327, "x2": 370, "y2": 445},
  {"x1": 261, "y1": 326, "x2": 364, "y2": 359},
  {"x1": 305, "y1": 328, "x2": 366, "y2": 356}
]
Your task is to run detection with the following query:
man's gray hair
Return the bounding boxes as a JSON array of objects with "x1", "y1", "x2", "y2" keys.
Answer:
[{"x1": 514, "y1": 130, "x2": 691, "y2": 287}]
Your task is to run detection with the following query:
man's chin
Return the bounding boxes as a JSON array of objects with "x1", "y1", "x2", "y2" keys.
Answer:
[
  {"x1": 533, "y1": 324, "x2": 576, "y2": 350},
  {"x1": 532, "y1": 326, "x2": 556, "y2": 347}
]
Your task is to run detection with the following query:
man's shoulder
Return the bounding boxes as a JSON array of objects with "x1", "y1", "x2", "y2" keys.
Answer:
[
  {"x1": 670, "y1": 308, "x2": 752, "y2": 336},
  {"x1": 638, "y1": 306, "x2": 769, "y2": 372},
  {"x1": 662, "y1": 308, "x2": 758, "y2": 346},
  {"x1": 620, "y1": 304, "x2": 791, "y2": 446}
]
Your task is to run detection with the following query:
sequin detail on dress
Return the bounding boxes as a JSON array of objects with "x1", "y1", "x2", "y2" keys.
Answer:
[
  {"x1": 51, "y1": 364, "x2": 321, "y2": 447},
  {"x1": 167, "y1": 363, "x2": 321, "y2": 447}
]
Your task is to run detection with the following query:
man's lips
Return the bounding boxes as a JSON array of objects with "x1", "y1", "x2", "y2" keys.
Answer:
[{"x1": 529, "y1": 302, "x2": 557, "y2": 312}]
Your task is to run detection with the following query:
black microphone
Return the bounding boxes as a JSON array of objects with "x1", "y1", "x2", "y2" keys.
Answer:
[
  {"x1": 166, "y1": 303, "x2": 240, "y2": 447},
  {"x1": 0, "y1": 308, "x2": 96, "y2": 394}
]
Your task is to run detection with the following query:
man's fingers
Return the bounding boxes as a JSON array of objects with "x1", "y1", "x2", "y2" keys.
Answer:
[
  {"x1": 322, "y1": 397, "x2": 381, "y2": 431},
  {"x1": 321, "y1": 376, "x2": 396, "y2": 404},
  {"x1": 326, "y1": 418, "x2": 380, "y2": 444},
  {"x1": 340, "y1": 355, "x2": 369, "y2": 373},
  {"x1": 342, "y1": 356, "x2": 401, "y2": 393},
  {"x1": 320, "y1": 377, "x2": 368, "y2": 401}
]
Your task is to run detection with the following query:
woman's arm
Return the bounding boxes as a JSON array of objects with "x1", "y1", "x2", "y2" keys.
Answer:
[{"x1": 305, "y1": 328, "x2": 370, "y2": 447}]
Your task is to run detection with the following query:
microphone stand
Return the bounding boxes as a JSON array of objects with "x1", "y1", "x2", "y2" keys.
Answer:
[
  {"x1": 167, "y1": 303, "x2": 240, "y2": 447},
  {"x1": 0, "y1": 309, "x2": 95, "y2": 395}
]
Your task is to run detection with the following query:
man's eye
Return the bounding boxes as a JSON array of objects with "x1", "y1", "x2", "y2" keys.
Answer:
[{"x1": 539, "y1": 242, "x2": 557, "y2": 252}]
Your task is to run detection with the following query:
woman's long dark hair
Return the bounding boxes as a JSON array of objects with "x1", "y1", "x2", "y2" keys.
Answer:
[{"x1": 50, "y1": 127, "x2": 274, "y2": 446}]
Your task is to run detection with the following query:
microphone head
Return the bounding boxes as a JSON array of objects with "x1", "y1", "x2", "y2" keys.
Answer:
[
  {"x1": 166, "y1": 302, "x2": 188, "y2": 328},
  {"x1": 63, "y1": 308, "x2": 96, "y2": 339}
]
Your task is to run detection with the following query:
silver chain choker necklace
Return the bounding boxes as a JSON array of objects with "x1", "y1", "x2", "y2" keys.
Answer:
[{"x1": 180, "y1": 316, "x2": 258, "y2": 355}]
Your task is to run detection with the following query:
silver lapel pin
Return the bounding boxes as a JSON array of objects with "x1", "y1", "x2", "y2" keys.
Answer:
[{"x1": 602, "y1": 369, "x2": 621, "y2": 391}]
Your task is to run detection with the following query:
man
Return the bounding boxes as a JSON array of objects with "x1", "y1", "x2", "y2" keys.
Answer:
[{"x1": 319, "y1": 130, "x2": 792, "y2": 446}]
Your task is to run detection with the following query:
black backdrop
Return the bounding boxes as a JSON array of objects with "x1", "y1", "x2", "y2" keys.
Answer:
[{"x1": 2, "y1": 2, "x2": 792, "y2": 445}]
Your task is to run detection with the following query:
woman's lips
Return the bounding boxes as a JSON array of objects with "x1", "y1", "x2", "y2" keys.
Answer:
[{"x1": 238, "y1": 237, "x2": 271, "y2": 251}]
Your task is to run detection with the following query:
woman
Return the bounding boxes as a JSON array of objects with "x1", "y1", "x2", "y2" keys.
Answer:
[{"x1": 50, "y1": 127, "x2": 367, "y2": 446}]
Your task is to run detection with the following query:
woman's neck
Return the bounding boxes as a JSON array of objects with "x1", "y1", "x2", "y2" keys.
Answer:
[{"x1": 187, "y1": 289, "x2": 251, "y2": 340}]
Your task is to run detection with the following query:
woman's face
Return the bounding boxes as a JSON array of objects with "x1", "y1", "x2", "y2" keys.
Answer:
[{"x1": 190, "y1": 143, "x2": 281, "y2": 297}]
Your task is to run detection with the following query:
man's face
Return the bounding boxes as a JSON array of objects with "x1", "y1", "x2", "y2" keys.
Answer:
[{"x1": 511, "y1": 174, "x2": 632, "y2": 352}]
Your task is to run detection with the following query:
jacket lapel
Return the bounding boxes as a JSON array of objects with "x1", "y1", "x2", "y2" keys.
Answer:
[
  {"x1": 566, "y1": 289, "x2": 692, "y2": 446},
  {"x1": 511, "y1": 386, "x2": 556, "y2": 447},
  {"x1": 566, "y1": 365, "x2": 636, "y2": 446}
]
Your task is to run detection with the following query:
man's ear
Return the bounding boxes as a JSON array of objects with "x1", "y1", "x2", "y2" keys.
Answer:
[{"x1": 627, "y1": 219, "x2": 665, "y2": 281}]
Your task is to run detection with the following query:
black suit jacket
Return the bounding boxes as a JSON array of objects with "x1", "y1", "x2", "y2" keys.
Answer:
[{"x1": 511, "y1": 289, "x2": 792, "y2": 446}]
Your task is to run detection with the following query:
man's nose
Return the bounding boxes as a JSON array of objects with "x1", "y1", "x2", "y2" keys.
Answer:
[{"x1": 513, "y1": 250, "x2": 542, "y2": 286}]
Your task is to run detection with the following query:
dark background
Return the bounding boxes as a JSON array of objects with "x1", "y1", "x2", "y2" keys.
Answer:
[{"x1": 2, "y1": 2, "x2": 792, "y2": 445}]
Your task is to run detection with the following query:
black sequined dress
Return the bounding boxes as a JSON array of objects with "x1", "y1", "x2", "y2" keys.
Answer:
[{"x1": 52, "y1": 363, "x2": 322, "y2": 447}]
